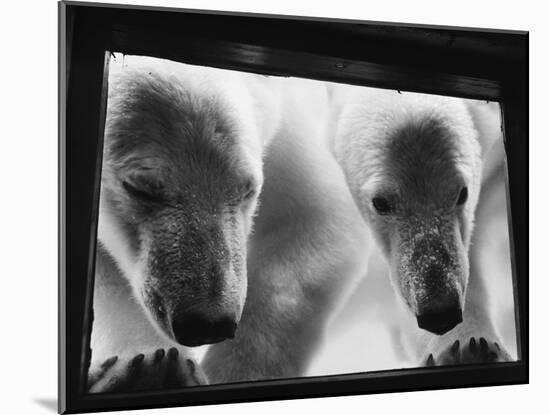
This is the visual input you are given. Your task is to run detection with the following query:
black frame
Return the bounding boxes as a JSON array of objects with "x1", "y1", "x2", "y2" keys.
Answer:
[{"x1": 59, "y1": 1, "x2": 528, "y2": 413}]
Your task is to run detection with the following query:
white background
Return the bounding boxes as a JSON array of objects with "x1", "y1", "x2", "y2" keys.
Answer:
[{"x1": 0, "y1": 0, "x2": 544, "y2": 413}]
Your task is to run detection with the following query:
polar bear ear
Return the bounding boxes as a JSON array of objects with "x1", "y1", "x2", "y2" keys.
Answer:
[
  {"x1": 324, "y1": 83, "x2": 359, "y2": 154},
  {"x1": 465, "y1": 100, "x2": 504, "y2": 158},
  {"x1": 325, "y1": 83, "x2": 358, "y2": 115},
  {"x1": 241, "y1": 74, "x2": 283, "y2": 148},
  {"x1": 465, "y1": 100, "x2": 506, "y2": 185}
]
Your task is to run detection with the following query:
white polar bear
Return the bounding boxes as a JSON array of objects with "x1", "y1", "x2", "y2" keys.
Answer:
[
  {"x1": 328, "y1": 85, "x2": 513, "y2": 365},
  {"x1": 88, "y1": 55, "x2": 370, "y2": 392}
]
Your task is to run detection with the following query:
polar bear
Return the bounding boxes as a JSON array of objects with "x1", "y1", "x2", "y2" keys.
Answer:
[
  {"x1": 88, "y1": 55, "x2": 369, "y2": 392},
  {"x1": 328, "y1": 85, "x2": 513, "y2": 365}
]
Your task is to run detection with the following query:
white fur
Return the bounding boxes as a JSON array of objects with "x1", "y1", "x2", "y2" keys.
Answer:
[
  {"x1": 328, "y1": 84, "x2": 514, "y2": 365},
  {"x1": 92, "y1": 56, "x2": 370, "y2": 383}
]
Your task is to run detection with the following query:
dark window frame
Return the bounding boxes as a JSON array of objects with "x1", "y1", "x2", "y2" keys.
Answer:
[{"x1": 59, "y1": 1, "x2": 528, "y2": 413}]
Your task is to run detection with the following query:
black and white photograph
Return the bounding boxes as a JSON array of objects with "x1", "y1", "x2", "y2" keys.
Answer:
[
  {"x1": 55, "y1": 2, "x2": 530, "y2": 414},
  {"x1": 88, "y1": 53, "x2": 517, "y2": 392},
  {"x1": 7, "y1": 0, "x2": 550, "y2": 413}
]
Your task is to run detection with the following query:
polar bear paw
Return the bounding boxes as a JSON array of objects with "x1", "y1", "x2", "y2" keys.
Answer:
[
  {"x1": 88, "y1": 348, "x2": 208, "y2": 393},
  {"x1": 425, "y1": 337, "x2": 512, "y2": 366}
]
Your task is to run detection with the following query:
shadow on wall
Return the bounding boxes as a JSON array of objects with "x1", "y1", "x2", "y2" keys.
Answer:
[{"x1": 33, "y1": 398, "x2": 57, "y2": 413}]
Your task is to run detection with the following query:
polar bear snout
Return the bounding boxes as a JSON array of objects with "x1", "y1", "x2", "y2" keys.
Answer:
[
  {"x1": 416, "y1": 302, "x2": 463, "y2": 335},
  {"x1": 410, "y1": 262, "x2": 464, "y2": 335},
  {"x1": 170, "y1": 309, "x2": 238, "y2": 347}
]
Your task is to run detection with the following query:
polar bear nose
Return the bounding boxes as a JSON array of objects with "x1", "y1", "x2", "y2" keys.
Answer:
[
  {"x1": 171, "y1": 311, "x2": 238, "y2": 347},
  {"x1": 416, "y1": 306, "x2": 463, "y2": 335}
]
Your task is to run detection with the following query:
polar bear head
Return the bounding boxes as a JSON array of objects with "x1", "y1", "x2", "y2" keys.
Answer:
[
  {"x1": 332, "y1": 88, "x2": 482, "y2": 335},
  {"x1": 98, "y1": 57, "x2": 266, "y2": 347}
]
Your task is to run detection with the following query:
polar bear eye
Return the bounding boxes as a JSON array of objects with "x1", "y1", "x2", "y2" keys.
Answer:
[
  {"x1": 372, "y1": 197, "x2": 392, "y2": 214},
  {"x1": 456, "y1": 186, "x2": 468, "y2": 206},
  {"x1": 243, "y1": 188, "x2": 256, "y2": 200},
  {"x1": 239, "y1": 180, "x2": 257, "y2": 201},
  {"x1": 122, "y1": 179, "x2": 165, "y2": 202},
  {"x1": 229, "y1": 181, "x2": 257, "y2": 205}
]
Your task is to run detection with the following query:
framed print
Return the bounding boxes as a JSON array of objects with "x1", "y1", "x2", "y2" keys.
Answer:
[{"x1": 59, "y1": 1, "x2": 528, "y2": 413}]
